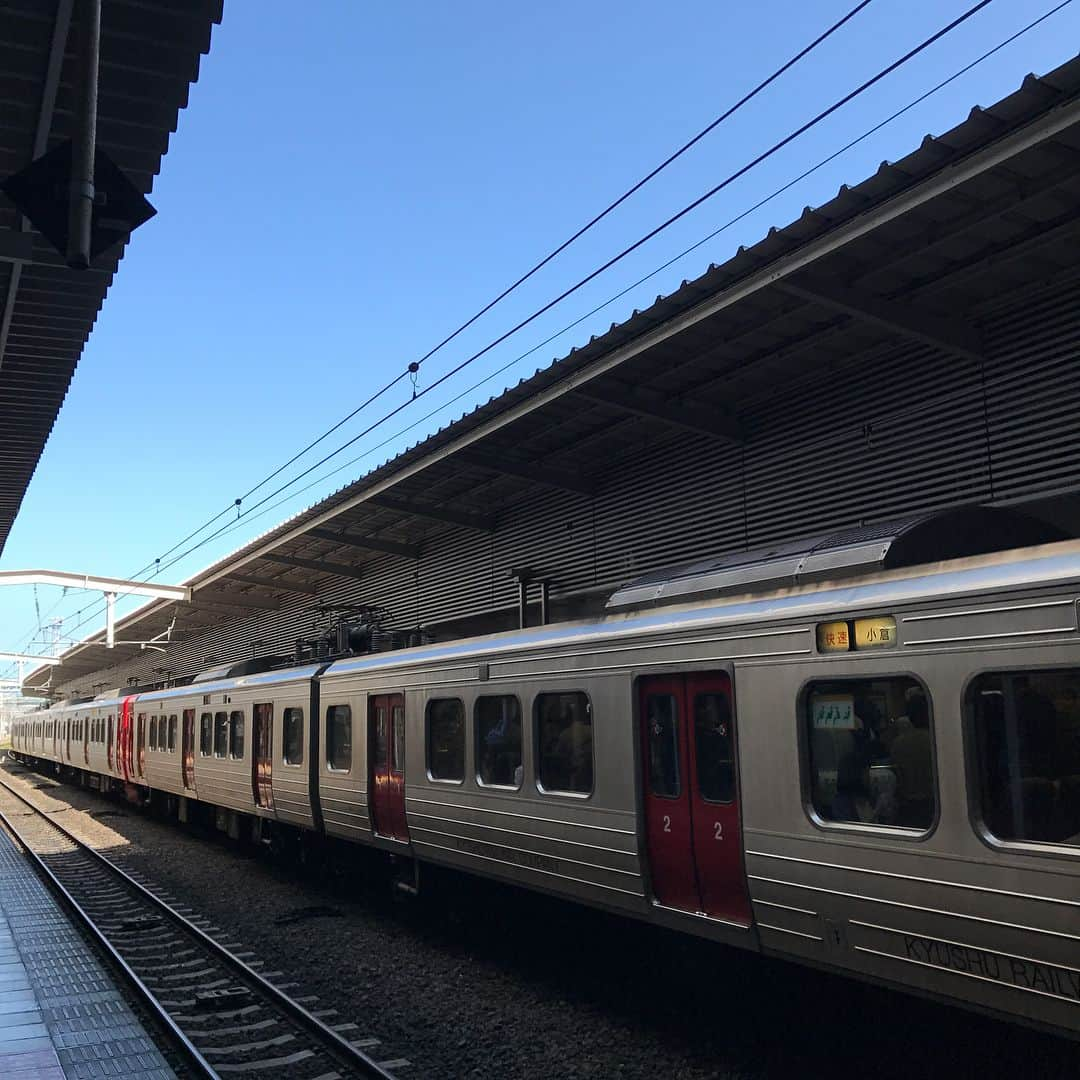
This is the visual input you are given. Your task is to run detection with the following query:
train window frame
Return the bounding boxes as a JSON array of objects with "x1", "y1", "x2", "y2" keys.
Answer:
[
  {"x1": 962, "y1": 664, "x2": 1080, "y2": 861},
  {"x1": 475, "y1": 695, "x2": 523, "y2": 791},
  {"x1": 199, "y1": 712, "x2": 213, "y2": 756},
  {"x1": 214, "y1": 711, "x2": 229, "y2": 758},
  {"x1": 326, "y1": 704, "x2": 352, "y2": 773},
  {"x1": 229, "y1": 710, "x2": 245, "y2": 760},
  {"x1": 426, "y1": 697, "x2": 465, "y2": 785},
  {"x1": 796, "y1": 671, "x2": 940, "y2": 841},
  {"x1": 534, "y1": 690, "x2": 595, "y2": 799},
  {"x1": 282, "y1": 707, "x2": 304, "y2": 767}
]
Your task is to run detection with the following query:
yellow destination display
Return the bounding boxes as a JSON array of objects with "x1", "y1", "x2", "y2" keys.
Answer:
[
  {"x1": 817, "y1": 621, "x2": 850, "y2": 652},
  {"x1": 854, "y1": 616, "x2": 897, "y2": 649}
]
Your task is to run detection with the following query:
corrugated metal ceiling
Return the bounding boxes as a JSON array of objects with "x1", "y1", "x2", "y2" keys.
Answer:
[{"x1": 0, "y1": 0, "x2": 222, "y2": 553}]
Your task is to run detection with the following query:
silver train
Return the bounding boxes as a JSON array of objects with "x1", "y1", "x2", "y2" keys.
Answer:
[{"x1": 12, "y1": 536, "x2": 1080, "y2": 1038}]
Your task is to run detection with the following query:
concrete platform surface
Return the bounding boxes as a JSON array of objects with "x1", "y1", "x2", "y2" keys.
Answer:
[{"x1": 0, "y1": 824, "x2": 175, "y2": 1079}]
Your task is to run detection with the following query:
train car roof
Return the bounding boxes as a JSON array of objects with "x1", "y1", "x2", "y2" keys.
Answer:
[
  {"x1": 82, "y1": 662, "x2": 325, "y2": 710},
  {"x1": 47, "y1": 540, "x2": 1080, "y2": 711},
  {"x1": 324, "y1": 540, "x2": 1080, "y2": 679}
]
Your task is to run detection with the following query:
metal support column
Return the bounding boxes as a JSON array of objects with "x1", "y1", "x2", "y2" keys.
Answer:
[{"x1": 67, "y1": 0, "x2": 101, "y2": 269}]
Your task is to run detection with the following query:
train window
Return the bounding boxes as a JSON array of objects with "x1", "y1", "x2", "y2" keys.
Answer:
[
  {"x1": 214, "y1": 711, "x2": 229, "y2": 757},
  {"x1": 282, "y1": 708, "x2": 304, "y2": 765},
  {"x1": 968, "y1": 669, "x2": 1080, "y2": 850},
  {"x1": 426, "y1": 698, "x2": 464, "y2": 782},
  {"x1": 695, "y1": 691, "x2": 735, "y2": 803},
  {"x1": 536, "y1": 692, "x2": 593, "y2": 795},
  {"x1": 200, "y1": 712, "x2": 213, "y2": 755},
  {"x1": 476, "y1": 696, "x2": 522, "y2": 788},
  {"x1": 645, "y1": 693, "x2": 680, "y2": 798},
  {"x1": 326, "y1": 705, "x2": 352, "y2": 772},
  {"x1": 150, "y1": 716, "x2": 158, "y2": 751},
  {"x1": 107, "y1": 715, "x2": 114, "y2": 768},
  {"x1": 805, "y1": 677, "x2": 934, "y2": 831},
  {"x1": 168, "y1": 715, "x2": 178, "y2": 753},
  {"x1": 229, "y1": 711, "x2": 245, "y2": 759}
]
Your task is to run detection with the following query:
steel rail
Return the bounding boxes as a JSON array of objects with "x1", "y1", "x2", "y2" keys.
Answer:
[
  {"x1": 0, "y1": 769, "x2": 396, "y2": 1080},
  {"x1": 0, "y1": 802, "x2": 218, "y2": 1079}
]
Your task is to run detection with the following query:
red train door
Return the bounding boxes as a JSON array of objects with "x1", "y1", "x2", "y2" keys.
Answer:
[
  {"x1": 252, "y1": 703, "x2": 274, "y2": 810},
  {"x1": 639, "y1": 672, "x2": 751, "y2": 925},
  {"x1": 182, "y1": 709, "x2": 197, "y2": 792},
  {"x1": 368, "y1": 693, "x2": 409, "y2": 842},
  {"x1": 116, "y1": 699, "x2": 132, "y2": 779}
]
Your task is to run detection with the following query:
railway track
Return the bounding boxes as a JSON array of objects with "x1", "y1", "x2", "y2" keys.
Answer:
[{"x1": 0, "y1": 771, "x2": 402, "y2": 1080}]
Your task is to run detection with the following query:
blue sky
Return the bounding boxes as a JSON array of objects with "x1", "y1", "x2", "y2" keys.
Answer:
[{"x1": 2, "y1": 0, "x2": 1078, "y2": 685}]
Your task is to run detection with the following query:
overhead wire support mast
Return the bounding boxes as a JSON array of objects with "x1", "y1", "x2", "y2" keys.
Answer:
[{"x1": 0, "y1": 571, "x2": 189, "y2": 651}]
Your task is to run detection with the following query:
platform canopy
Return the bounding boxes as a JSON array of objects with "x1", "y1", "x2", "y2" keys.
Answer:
[{"x1": 0, "y1": 0, "x2": 222, "y2": 555}]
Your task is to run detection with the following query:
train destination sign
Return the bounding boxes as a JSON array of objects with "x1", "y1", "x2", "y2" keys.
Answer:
[
  {"x1": 854, "y1": 616, "x2": 897, "y2": 648},
  {"x1": 817, "y1": 615, "x2": 898, "y2": 653},
  {"x1": 817, "y1": 621, "x2": 850, "y2": 652}
]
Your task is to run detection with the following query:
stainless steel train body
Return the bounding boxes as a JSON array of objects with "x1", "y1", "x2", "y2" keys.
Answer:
[{"x1": 12, "y1": 541, "x2": 1080, "y2": 1036}]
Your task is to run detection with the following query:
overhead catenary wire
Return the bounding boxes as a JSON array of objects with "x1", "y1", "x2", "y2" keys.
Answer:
[
  {"x1": 226, "y1": 0, "x2": 876, "y2": 508},
  {"x1": 42, "y1": 0, "x2": 1010, "y2": 653},
  {"x1": 31, "y1": 0, "x2": 1058, "y2": 666},
  {"x1": 10, "y1": 5, "x2": 891, "y2": 656},
  {"x1": 154, "y1": 0, "x2": 999, "y2": 545},
  {"x1": 170, "y1": 0, "x2": 1073, "y2": 559},
  {"x1": 13, "y1": 1, "x2": 876, "y2": 671},
  {"x1": 46, "y1": 0, "x2": 1018, "y2": 662}
]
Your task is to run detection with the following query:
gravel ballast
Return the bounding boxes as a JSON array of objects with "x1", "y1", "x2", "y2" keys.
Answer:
[{"x1": 2, "y1": 759, "x2": 1076, "y2": 1079}]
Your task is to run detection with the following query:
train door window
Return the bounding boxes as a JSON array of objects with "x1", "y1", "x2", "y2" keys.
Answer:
[
  {"x1": 182, "y1": 709, "x2": 196, "y2": 790},
  {"x1": 645, "y1": 693, "x2": 680, "y2": 798},
  {"x1": 968, "y1": 669, "x2": 1080, "y2": 850},
  {"x1": 694, "y1": 691, "x2": 734, "y2": 803},
  {"x1": 214, "y1": 711, "x2": 229, "y2": 757},
  {"x1": 391, "y1": 703, "x2": 405, "y2": 776},
  {"x1": 536, "y1": 692, "x2": 593, "y2": 795},
  {"x1": 200, "y1": 712, "x2": 213, "y2": 755},
  {"x1": 426, "y1": 698, "x2": 464, "y2": 782},
  {"x1": 283, "y1": 708, "x2": 304, "y2": 765},
  {"x1": 476, "y1": 695, "x2": 522, "y2": 788},
  {"x1": 168, "y1": 715, "x2": 178, "y2": 753},
  {"x1": 230, "y1": 711, "x2": 245, "y2": 759},
  {"x1": 327, "y1": 705, "x2": 352, "y2": 772},
  {"x1": 804, "y1": 676, "x2": 934, "y2": 831}
]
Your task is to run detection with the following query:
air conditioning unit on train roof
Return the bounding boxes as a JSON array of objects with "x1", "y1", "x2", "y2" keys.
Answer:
[{"x1": 605, "y1": 505, "x2": 1067, "y2": 610}]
